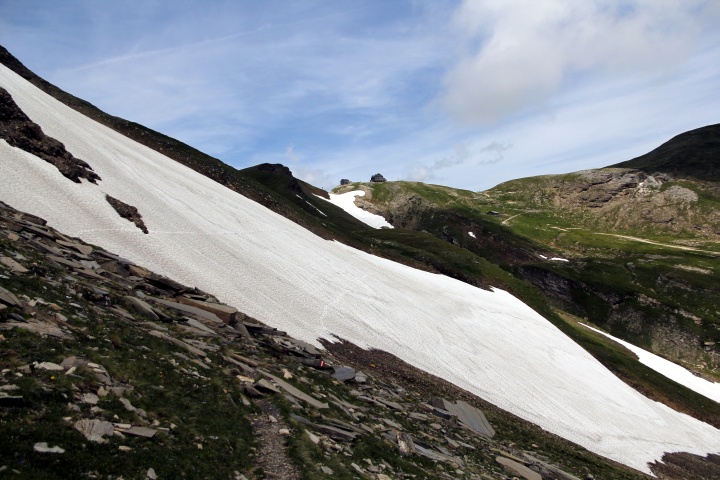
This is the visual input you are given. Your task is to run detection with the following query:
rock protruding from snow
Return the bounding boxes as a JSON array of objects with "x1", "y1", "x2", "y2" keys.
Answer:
[
  {"x1": 106, "y1": 195, "x2": 148, "y2": 234},
  {"x1": 0, "y1": 87, "x2": 100, "y2": 184}
]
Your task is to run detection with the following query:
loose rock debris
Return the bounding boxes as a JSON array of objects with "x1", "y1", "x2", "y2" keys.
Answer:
[{"x1": 0, "y1": 199, "x2": 623, "y2": 479}]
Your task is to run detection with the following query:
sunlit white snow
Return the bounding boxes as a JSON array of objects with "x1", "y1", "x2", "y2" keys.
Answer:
[
  {"x1": 582, "y1": 324, "x2": 720, "y2": 403},
  {"x1": 1, "y1": 65, "x2": 718, "y2": 474},
  {"x1": 550, "y1": 257, "x2": 569, "y2": 262},
  {"x1": 468, "y1": 231, "x2": 476, "y2": 238},
  {"x1": 317, "y1": 190, "x2": 393, "y2": 229}
]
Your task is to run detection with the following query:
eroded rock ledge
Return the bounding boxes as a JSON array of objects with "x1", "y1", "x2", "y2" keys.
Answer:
[{"x1": 0, "y1": 87, "x2": 101, "y2": 184}]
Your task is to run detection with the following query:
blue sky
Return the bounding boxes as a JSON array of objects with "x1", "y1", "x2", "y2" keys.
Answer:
[{"x1": 1, "y1": 0, "x2": 719, "y2": 191}]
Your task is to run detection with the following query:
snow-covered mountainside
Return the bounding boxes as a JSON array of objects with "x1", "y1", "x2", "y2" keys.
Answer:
[{"x1": 1, "y1": 64, "x2": 718, "y2": 473}]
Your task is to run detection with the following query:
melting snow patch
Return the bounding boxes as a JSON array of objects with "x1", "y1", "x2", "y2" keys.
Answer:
[
  {"x1": 2, "y1": 64, "x2": 719, "y2": 474},
  {"x1": 315, "y1": 191, "x2": 393, "y2": 229},
  {"x1": 549, "y1": 257, "x2": 569, "y2": 262},
  {"x1": 582, "y1": 324, "x2": 720, "y2": 403},
  {"x1": 305, "y1": 201, "x2": 326, "y2": 217},
  {"x1": 468, "y1": 232, "x2": 476, "y2": 238}
]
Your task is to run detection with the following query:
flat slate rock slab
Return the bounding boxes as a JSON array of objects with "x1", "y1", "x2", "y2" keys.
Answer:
[
  {"x1": 496, "y1": 456, "x2": 542, "y2": 480},
  {"x1": 151, "y1": 297, "x2": 223, "y2": 324},
  {"x1": 0, "y1": 255, "x2": 28, "y2": 273},
  {"x1": 332, "y1": 366, "x2": 356, "y2": 382},
  {"x1": 0, "y1": 285, "x2": 21, "y2": 306},
  {"x1": 312, "y1": 424, "x2": 358, "y2": 442},
  {"x1": 120, "y1": 426, "x2": 158, "y2": 438},
  {"x1": 429, "y1": 397, "x2": 495, "y2": 438},
  {"x1": 176, "y1": 296, "x2": 237, "y2": 323},
  {"x1": 74, "y1": 419, "x2": 114, "y2": 443},
  {"x1": 123, "y1": 296, "x2": 159, "y2": 321},
  {"x1": 259, "y1": 369, "x2": 329, "y2": 410}
]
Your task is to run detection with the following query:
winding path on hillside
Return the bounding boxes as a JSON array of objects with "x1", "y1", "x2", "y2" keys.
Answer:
[{"x1": 596, "y1": 233, "x2": 720, "y2": 256}]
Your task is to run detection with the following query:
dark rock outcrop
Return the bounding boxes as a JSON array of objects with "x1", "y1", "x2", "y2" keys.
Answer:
[
  {"x1": 105, "y1": 195, "x2": 148, "y2": 234},
  {"x1": 0, "y1": 87, "x2": 100, "y2": 183}
]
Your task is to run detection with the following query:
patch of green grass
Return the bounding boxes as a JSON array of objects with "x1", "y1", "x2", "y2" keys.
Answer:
[{"x1": 0, "y1": 310, "x2": 256, "y2": 479}]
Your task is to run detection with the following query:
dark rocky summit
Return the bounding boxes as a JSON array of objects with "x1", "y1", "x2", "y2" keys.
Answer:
[
  {"x1": 610, "y1": 123, "x2": 720, "y2": 181},
  {"x1": 0, "y1": 87, "x2": 100, "y2": 184}
]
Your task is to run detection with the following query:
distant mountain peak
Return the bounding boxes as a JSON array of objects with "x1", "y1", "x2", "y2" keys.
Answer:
[{"x1": 609, "y1": 123, "x2": 720, "y2": 181}]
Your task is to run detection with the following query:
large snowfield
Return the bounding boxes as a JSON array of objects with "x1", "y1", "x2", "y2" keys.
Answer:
[{"x1": 1, "y1": 65, "x2": 719, "y2": 474}]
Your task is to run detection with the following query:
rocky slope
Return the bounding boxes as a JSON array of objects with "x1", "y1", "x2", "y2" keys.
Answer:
[
  {"x1": 0, "y1": 200, "x2": 661, "y2": 480},
  {"x1": 488, "y1": 167, "x2": 719, "y2": 239}
]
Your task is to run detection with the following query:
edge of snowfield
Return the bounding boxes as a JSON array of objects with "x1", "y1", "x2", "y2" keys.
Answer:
[
  {"x1": 582, "y1": 324, "x2": 720, "y2": 403},
  {"x1": 1, "y1": 65, "x2": 718, "y2": 474},
  {"x1": 315, "y1": 190, "x2": 394, "y2": 229}
]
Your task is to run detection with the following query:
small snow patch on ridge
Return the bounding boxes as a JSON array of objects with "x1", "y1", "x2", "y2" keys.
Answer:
[
  {"x1": 581, "y1": 324, "x2": 720, "y2": 403},
  {"x1": 306, "y1": 201, "x2": 326, "y2": 217},
  {"x1": 468, "y1": 232, "x2": 476, "y2": 238},
  {"x1": 316, "y1": 191, "x2": 393, "y2": 229}
]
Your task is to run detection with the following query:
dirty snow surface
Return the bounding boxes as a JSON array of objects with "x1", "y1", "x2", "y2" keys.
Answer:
[
  {"x1": 1, "y1": 65, "x2": 719, "y2": 473},
  {"x1": 582, "y1": 324, "x2": 720, "y2": 403},
  {"x1": 317, "y1": 190, "x2": 393, "y2": 229}
]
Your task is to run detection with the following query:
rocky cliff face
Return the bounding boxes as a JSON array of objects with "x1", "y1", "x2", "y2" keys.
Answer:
[{"x1": 495, "y1": 168, "x2": 718, "y2": 239}]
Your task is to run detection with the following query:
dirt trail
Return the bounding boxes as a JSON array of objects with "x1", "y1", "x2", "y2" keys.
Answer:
[
  {"x1": 252, "y1": 399, "x2": 301, "y2": 480},
  {"x1": 596, "y1": 233, "x2": 720, "y2": 256},
  {"x1": 502, "y1": 210, "x2": 541, "y2": 225},
  {"x1": 502, "y1": 213, "x2": 525, "y2": 225}
]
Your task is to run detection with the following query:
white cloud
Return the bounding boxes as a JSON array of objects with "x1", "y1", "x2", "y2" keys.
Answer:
[
  {"x1": 405, "y1": 139, "x2": 510, "y2": 182},
  {"x1": 284, "y1": 146, "x2": 300, "y2": 163},
  {"x1": 3, "y1": 1, "x2": 719, "y2": 194},
  {"x1": 442, "y1": 0, "x2": 718, "y2": 124}
]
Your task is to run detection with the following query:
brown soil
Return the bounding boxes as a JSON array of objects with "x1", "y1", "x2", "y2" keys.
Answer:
[{"x1": 650, "y1": 452, "x2": 720, "y2": 480}]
